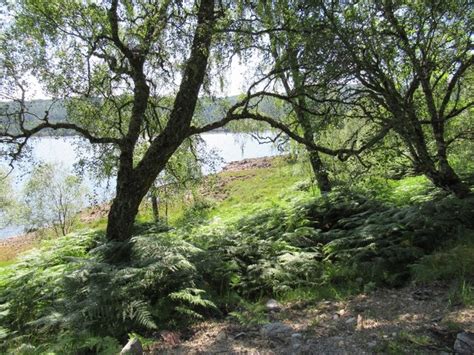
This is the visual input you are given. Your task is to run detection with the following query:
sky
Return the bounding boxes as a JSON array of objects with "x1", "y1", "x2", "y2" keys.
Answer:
[{"x1": 18, "y1": 57, "x2": 250, "y2": 101}]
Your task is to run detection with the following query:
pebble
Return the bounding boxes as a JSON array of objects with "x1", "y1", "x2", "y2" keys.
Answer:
[
  {"x1": 216, "y1": 331, "x2": 227, "y2": 342},
  {"x1": 120, "y1": 338, "x2": 143, "y2": 355},
  {"x1": 260, "y1": 322, "x2": 293, "y2": 341},
  {"x1": 345, "y1": 317, "x2": 356, "y2": 324},
  {"x1": 266, "y1": 299, "x2": 282, "y2": 312},
  {"x1": 291, "y1": 333, "x2": 303, "y2": 350},
  {"x1": 368, "y1": 341, "x2": 377, "y2": 348},
  {"x1": 454, "y1": 331, "x2": 474, "y2": 355}
]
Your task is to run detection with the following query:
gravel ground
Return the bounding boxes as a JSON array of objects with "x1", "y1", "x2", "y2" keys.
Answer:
[{"x1": 147, "y1": 284, "x2": 473, "y2": 354}]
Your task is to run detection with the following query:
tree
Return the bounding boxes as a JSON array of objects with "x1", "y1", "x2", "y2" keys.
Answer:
[
  {"x1": 257, "y1": 0, "x2": 333, "y2": 192},
  {"x1": 318, "y1": 0, "x2": 473, "y2": 197},
  {"x1": 2, "y1": 0, "x2": 316, "y2": 259},
  {"x1": 23, "y1": 163, "x2": 87, "y2": 236},
  {"x1": 0, "y1": 0, "x2": 225, "y2": 260},
  {"x1": 0, "y1": 169, "x2": 19, "y2": 228}
]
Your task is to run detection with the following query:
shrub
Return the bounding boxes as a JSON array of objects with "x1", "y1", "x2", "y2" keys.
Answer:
[{"x1": 0, "y1": 230, "x2": 216, "y2": 353}]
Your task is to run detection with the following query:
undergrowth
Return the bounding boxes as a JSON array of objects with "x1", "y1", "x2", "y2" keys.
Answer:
[{"x1": 1, "y1": 166, "x2": 473, "y2": 352}]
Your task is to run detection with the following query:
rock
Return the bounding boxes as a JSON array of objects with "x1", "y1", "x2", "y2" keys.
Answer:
[
  {"x1": 368, "y1": 341, "x2": 377, "y2": 348},
  {"x1": 233, "y1": 332, "x2": 246, "y2": 339},
  {"x1": 266, "y1": 299, "x2": 282, "y2": 312},
  {"x1": 120, "y1": 338, "x2": 143, "y2": 355},
  {"x1": 345, "y1": 317, "x2": 356, "y2": 325},
  {"x1": 291, "y1": 333, "x2": 303, "y2": 350},
  {"x1": 160, "y1": 331, "x2": 181, "y2": 346},
  {"x1": 216, "y1": 331, "x2": 227, "y2": 342},
  {"x1": 261, "y1": 322, "x2": 293, "y2": 341},
  {"x1": 454, "y1": 332, "x2": 474, "y2": 354},
  {"x1": 356, "y1": 314, "x2": 364, "y2": 330},
  {"x1": 337, "y1": 309, "x2": 346, "y2": 316}
]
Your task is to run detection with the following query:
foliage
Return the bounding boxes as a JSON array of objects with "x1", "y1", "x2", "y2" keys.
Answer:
[
  {"x1": 0, "y1": 168, "x2": 20, "y2": 228},
  {"x1": 0, "y1": 230, "x2": 216, "y2": 352},
  {"x1": 411, "y1": 235, "x2": 474, "y2": 306},
  {"x1": 410, "y1": 238, "x2": 474, "y2": 283},
  {"x1": 22, "y1": 163, "x2": 87, "y2": 236},
  {"x1": 186, "y1": 188, "x2": 474, "y2": 300}
]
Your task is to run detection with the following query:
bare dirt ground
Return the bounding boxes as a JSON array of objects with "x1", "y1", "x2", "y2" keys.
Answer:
[
  {"x1": 222, "y1": 157, "x2": 274, "y2": 172},
  {"x1": 147, "y1": 283, "x2": 473, "y2": 354},
  {"x1": 0, "y1": 232, "x2": 40, "y2": 261}
]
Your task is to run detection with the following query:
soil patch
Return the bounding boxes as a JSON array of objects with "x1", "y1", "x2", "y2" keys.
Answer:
[{"x1": 146, "y1": 283, "x2": 473, "y2": 354}]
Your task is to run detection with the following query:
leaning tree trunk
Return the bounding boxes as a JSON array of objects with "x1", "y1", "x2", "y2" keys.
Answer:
[
  {"x1": 104, "y1": 0, "x2": 216, "y2": 262},
  {"x1": 287, "y1": 49, "x2": 332, "y2": 193},
  {"x1": 397, "y1": 114, "x2": 470, "y2": 198},
  {"x1": 431, "y1": 121, "x2": 470, "y2": 198},
  {"x1": 308, "y1": 149, "x2": 331, "y2": 193},
  {"x1": 296, "y1": 106, "x2": 332, "y2": 193}
]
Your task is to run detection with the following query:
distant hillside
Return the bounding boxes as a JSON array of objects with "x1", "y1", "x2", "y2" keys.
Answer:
[
  {"x1": 0, "y1": 99, "x2": 67, "y2": 123},
  {"x1": 0, "y1": 96, "x2": 285, "y2": 136}
]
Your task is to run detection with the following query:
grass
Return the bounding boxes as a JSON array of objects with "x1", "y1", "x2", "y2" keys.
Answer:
[
  {"x1": 135, "y1": 157, "x2": 313, "y2": 226},
  {"x1": 0, "y1": 260, "x2": 14, "y2": 268},
  {"x1": 278, "y1": 284, "x2": 358, "y2": 304},
  {"x1": 448, "y1": 280, "x2": 474, "y2": 307},
  {"x1": 206, "y1": 159, "x2": 313, "y2": 222}
]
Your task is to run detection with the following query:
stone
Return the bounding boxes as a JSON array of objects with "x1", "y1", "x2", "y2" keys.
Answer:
[
  {"x1": 216, "y1": 331, "x2": 227, "y2": 342},
  {"x1": 261, "y1": 322, "x2": 293, "y2": 341},
  {"x1": 120, "y1": 338, "x2": 143, "y2": 355},
  {"x1": 266, "y1": 299, "x2": 282, "y2": 312},
  {"x1": 368, "y1": 341, "x2": 377, "y2": 348},
  {"x1": 356, "y1": 314, "x2": 364, "y2": 331},
  {"x1": 337, "y1": 309, "x2": 346, "y2": 316},
  {"x1": 345, "y1": 317, "x2": 356, "y2": 324},
  {"x1": 291, "y1": 333, "x2": 303, "y2": 350},
  {"x1": 233, "y1": 332, "x2": 246, "y2": 339},
  {"x1": 454, "y1": 332, "x2": 474, "y2": 354},
  {"x1": 160, "y1": 331, "x2": 181, "y2": 346}
]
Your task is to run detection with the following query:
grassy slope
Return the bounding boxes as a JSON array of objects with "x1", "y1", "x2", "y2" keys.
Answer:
[{"x1": 0, "y1": 157, "x2": 435, "y2": 266}]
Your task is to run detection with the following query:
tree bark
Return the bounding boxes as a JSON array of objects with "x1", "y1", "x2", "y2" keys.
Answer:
[
  {"x1": 295, "y1": 102, "x2": 332, "y2": 193},
  {"x1": 150, "y1": 191, "x2": 159, "y2": 222},
  {"x1": 395, "y1": 112, "x2": 470, "y2": 198},
  {"x1": 104, "y1": 0, "x2": 216, "y2": 261},
  {"x1": 308, "y1": 150, "x2": 331, "y2": 193}
]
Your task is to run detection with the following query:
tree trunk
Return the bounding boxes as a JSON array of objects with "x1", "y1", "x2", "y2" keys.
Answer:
[
  {"x1": 104, "y1": 0, "x2": 216, "y2": 262},
  {"x1": 432, "y1": 127, "x2": 470, "y2": 198},
  {"x1": 150, "y1": 191, "x2": 159, "y2": 222},
  {"x1": 308, "y1": 150, "x2": 331, "y2": 193},
  {"x1": 424, "y1": 162, "x2": 470, "y2": 198},
  {"x1": 394, "y1": 109, "x2": 470, "y2": 198},
  {"x1": 297, "y1": 106, "x2": 332, "y2": 193},
  {"x1": 105, "y1": 187, "x2": 144, "y2": 262}
]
